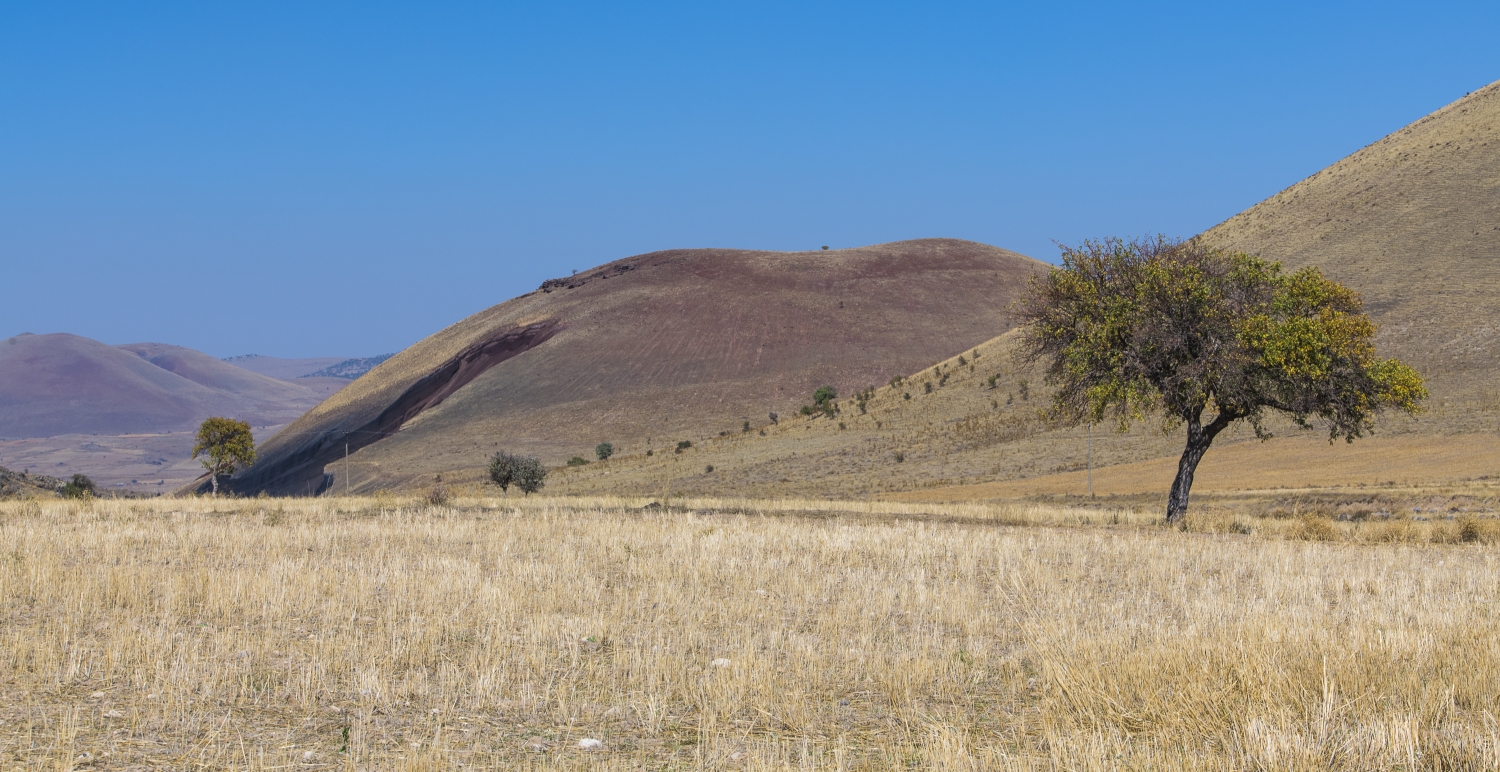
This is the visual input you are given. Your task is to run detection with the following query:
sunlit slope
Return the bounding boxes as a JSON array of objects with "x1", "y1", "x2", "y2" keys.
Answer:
[
  {"x1": 1204, "y1": 78, "x2": 1500, "y2": 412},
  {"x1": 236, "y1": 239, "x2": 1048, "y2": 495}
]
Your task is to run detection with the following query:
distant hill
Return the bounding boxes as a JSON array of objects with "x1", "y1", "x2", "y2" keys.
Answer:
[
  {"x1": 223, "y1": 354, "x2": 351, "y2": 380},
  {"x1": 218, "y1": 239, "x2": 1050, "y2": 495},
  {"x1": 0, "y1": 333, "x2": 331, "y2": 438},
  {"x1": 300, "y1": 354, "x2": 395, "y2": 380}
]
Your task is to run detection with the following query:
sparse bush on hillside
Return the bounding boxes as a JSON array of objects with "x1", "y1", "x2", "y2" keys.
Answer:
[
  {"x1": 893, "y1": 451, "x2": 905, "y2": 463},
  {"x1": 903, "y1": 392, "x2": 911, "y2": 400},
  {"x1": 924, "y1": 382, "x2": 934, "y2": 394},
  {"x1": 742, "y1": 421, "x2": 751, "y2": 433},
  {"x1": 889, "y1": 375, "x2": 904, "y2": 388},
  {"x1": 646, "y1": 449, "x2": 654, "y2": 456},
  {"x1": 956, "y1": 355, "x2": 967, "y2": 366},
  {"x1": 61, "y1": 474, "x2": 96, "y2": 499},
  {"x1": 704, "y1": 465, "x2": 714, "y2": 474},
  {"x1": 567, "y1": 456, "x2": 590, "y2": 467},
  {"x1": 987, "y1": 374, "x2": 998, "y2": 389},
  {"x1": 595, "y1": 442, "x2": 614, "y2": 461},
  {"x1": 426, "y1": 483, "x2": 450, "y2": 506},
  {"x1": 675, "y1": 440, "x2": 692, "y2": 453},
  {"x1": 768, "y1": 412, "x2": 779, "y2": 424},
  {"x1": 1018, "y1": 380, "x2": 1029, "y2": 400}
]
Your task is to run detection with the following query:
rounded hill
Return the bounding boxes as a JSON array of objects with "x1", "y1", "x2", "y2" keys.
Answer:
[{"x1": 229, "y1": 238, "x2": 1048, "y2": 495}]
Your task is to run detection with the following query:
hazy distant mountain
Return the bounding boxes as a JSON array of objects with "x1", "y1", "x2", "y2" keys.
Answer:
[
  {"x1": 222, "y1": 354, "x2": 352, "y2": 380},
  {"x1": 0, "y1": 333, "x2": 331, "y2": 438},
  {"x1": 299, "y1": 354, "x2": 395, "y2": 380}
]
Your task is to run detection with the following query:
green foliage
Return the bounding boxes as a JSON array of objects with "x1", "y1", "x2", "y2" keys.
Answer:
[
  {"x1": 923, "y1": 382, "x2": 933, "y2": 394},
  {"x1": 742, "y1": 421, "x2": 751, "y2": 433},
  {"x1": 889, "y1": 375, "x2": 904, "y2": 388},
  {"x1": 513, "y1": 456, "x2": 547, "y2": 495},
  {"x1": 192, "y1": 417, "x2": 256, "y2": 496},
  {"x1": 61, "y1": 474, "x2": 96, "y2": 499},
  {"x1": 489, "y1": 453, "x2": 547, "y2": 494},
  {"x1": 987, "y1": 374, "x2": 999, "y2": 389},
  {"x1": 1019, "y1": 236, "x2": 1427, "y2": 521},
  {"x1": 567, "y1": 456, "x2": 590, "y2": 466},
  {"x1": 595, "y1": 442, "x2": 614, "y2": 461}
]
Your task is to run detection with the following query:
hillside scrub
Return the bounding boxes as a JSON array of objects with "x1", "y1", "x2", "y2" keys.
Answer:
[{"x1": 0, "y1": 495, "x2": 1495, "y2": 768}]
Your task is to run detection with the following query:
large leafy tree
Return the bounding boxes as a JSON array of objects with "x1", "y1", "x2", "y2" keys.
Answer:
[
  {"x1": 192, "y1": 417, "x2": 257, "y2": 496},
  {"x1": 1018, "y1": 237, "x2": 1426, "y2": 523}
]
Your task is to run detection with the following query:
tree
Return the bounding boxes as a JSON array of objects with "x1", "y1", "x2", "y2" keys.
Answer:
[
  {"x1": 1018, "y1": 237, "x2": 1426, "y2": 523},
  {"x1": 812, "y1": 385, "x2": 837, "y2": 407},
  {"x1": 490, "y1": 451, "x2": 545, "y2": 495},
  {"x1": 595, "y1": 442, "x2": 614, "y2": 461},
  {"x1": 192, "y1": 417, "x2": 256, "y2": 496},
  {"x1": 61, "y1": 473, "x2": 96, "y2": 499},
  {"x1": 489, "y1": 451, "x2": 517, "y2": 493},
  {"x1": 514, "y1": 456, "x2": 547, "y2": 495}
]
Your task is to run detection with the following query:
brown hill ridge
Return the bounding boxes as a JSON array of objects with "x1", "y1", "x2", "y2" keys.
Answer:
[{"x1": 226, "y1": 239, "x2": 1049, "y2": 495}]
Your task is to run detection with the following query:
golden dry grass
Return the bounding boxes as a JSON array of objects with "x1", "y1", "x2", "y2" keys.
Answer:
[{"x1": 2, "y1": 495, "x2": 1498, "y2": 770}]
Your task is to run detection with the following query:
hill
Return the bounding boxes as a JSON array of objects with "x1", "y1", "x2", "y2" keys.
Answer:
[
  {"x1": 1202, "y1": 79, "x2": 1500, "y2": 417},
  {"x1": 502, "y1": 81, "x2": 1500, "y2": 502},
  {"x1": 222, "y1": 354, "x2": 351, "y2": 379},
  {"x1": 0, "y1": 333, "x2": 330, "y2": 438},
  {"x1": 223, "y1": 239, "x2": 1049, "y2": 495}
]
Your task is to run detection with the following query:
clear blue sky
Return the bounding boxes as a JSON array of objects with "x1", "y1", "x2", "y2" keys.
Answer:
[{"x1": 3, "y1": 2, "x2": 1496, "y2": 358}]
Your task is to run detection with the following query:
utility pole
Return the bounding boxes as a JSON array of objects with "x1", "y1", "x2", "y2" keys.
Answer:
[
  {"x1": 345, "y1": 442, "x2": 350, "y2": 496},
  {"x1": 1087, "y1": 422, "x2": 1093, "y2": 498}
]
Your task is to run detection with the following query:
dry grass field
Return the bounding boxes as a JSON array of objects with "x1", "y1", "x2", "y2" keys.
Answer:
[{"x1": 3, "y1": 494, "x2": 1499, "y2": 770}]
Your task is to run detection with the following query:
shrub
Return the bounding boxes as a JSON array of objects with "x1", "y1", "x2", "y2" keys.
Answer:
[
  {"x1": 742, "y1": 421, "x2": 751, "y2": 433},
  {"x1": 595, "y1": 442, "x2": 614, "y2": 461},
  {"x1": 813, "y1": 385, "x2": 837, "y2": 406},
  {"x1": 426, "y1": 484, "x2": 450, "y2": 506},
  {"x1": 61, "y1": 474, "x2": 96, "y2": 499},
  {"x1": 889, "y1": 375, "x2": 904, "y2": 388},
  {"x1": 924, "y1": 382, "x2": 933, "y2": 394},
  {"x1": 956, "y1": 355, "x2": 967, "y2": 366},
  {"x1": 894, "y1": 452, "x2": 905, "y2": 463},
  {"x1": 646, "y1": 449, "x2": 654, "y2": 456},
  {"x1": 903, "y1": 392, "x2": 911, "y2": 400},
  {"x1": 1292, "y1": 514, "x2": 1339, "y2": 541},
  {"x1": 675, "y1": 440, "x2": 692, "y2": 453},
  {"x1": 567, "y1": 456, "x2": 590, "y2": 467},
  {"x1": 705, "y1": 465, "x2": 714, "y2": 473},
  {"x1": 838, "y1": 422, "x2": 846, "y2": 430},
  {"x1": 1459, "y1": 516, "x2": 1499, "y2": 544},
  {"x1": 768, "y1": 412, "x2": 779, "y2": 424},
  {"x1": 987, "y1": 374, "x2": 998, "y2": 389},
  {"x1": 1018, "y1": 380, "x2": 1029, "y2": 400}
]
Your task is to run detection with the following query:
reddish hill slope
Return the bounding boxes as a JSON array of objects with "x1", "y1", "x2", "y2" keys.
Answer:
[
  {"x1": 226, "y1": 239, "x2": 1049, "y2": 495},
  {"x1": 0, "y1": 333, "x2": 329, "y2": 438}
]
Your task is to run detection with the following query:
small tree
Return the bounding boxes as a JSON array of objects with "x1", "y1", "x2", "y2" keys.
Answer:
[
  {"x1": 812, "y1": 385, "x2": 837, "y2": 407},
  {"x1": 61, "y1": 473, "x2": 96, "y2": 499},
  {"x1": 489, "y1": 451, "x2": 517, "y2": 493},
  {"x1": 514, "y1": 456, "x2": 546, "y2": 495},
  {"x1": 192, "y1": 417, "x2": 256, "y2": 496},
  {"x1": 595, "y1": 442, "x2": 614, "y2": 461},
  {"x1": 1018, "y1": 237, "x2": 1426, "y2": 523}
]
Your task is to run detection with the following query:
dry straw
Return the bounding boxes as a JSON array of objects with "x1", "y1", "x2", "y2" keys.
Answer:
[{"x1": 0, "y1": 495, "x2": 1496, "y2": 769}]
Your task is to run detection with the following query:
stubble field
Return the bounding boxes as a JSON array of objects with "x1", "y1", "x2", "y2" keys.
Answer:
[{"x1": 1, "y1": 495, "x2": 1497, "y2": 770}]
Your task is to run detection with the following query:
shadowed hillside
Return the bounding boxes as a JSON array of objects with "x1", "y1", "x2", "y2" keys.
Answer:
[{"x1": 227, "y1": 239, "x2": 1048, "y2": 495}]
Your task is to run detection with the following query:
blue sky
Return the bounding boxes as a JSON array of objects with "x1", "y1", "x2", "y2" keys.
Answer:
[{"x1": 3, "y1": 2, "x2": 1496, "y2": 358}]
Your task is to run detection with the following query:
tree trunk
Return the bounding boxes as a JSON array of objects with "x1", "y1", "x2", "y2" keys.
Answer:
[
  {"x1": 209, "y1": 472, "x2": 219, "y2": 497},
  {"x1": 1166, "y1": 409, "x2": 1236, "y2": 524}
]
